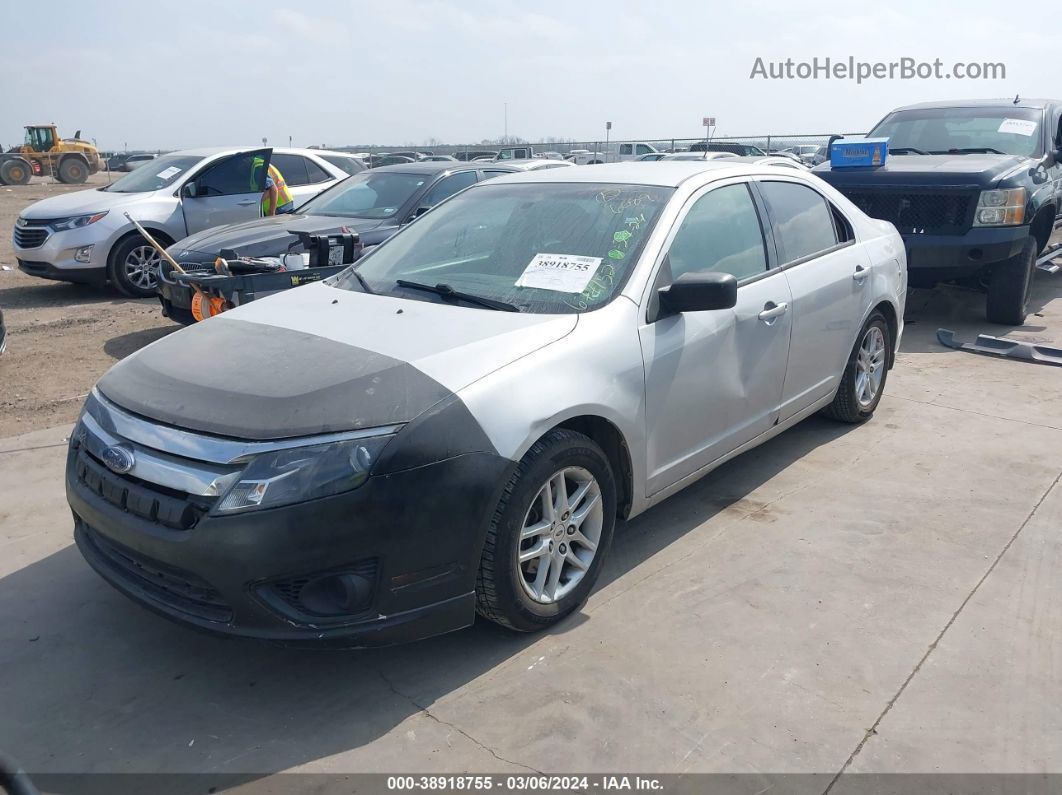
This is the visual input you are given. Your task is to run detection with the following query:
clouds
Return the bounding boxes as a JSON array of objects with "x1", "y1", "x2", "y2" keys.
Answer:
[{"x1": 0, "y1": 0, "x2": 1051, "y2": 151}]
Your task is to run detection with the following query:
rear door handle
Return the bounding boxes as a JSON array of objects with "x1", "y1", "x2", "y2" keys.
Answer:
[
  {"x1": 758, "y1": 302, "x2": 789, "y2": 323},
  {"x1": 237, "y1": 199, "x2": 257, "y2": 206},
  {"x1": 852, "y1": 265, "x2": 869, "y2": 282}
]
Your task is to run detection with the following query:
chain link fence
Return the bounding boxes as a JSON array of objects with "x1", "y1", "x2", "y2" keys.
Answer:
[{"x1": 331, "y1": 133, "x2": 866, "y2": 163}]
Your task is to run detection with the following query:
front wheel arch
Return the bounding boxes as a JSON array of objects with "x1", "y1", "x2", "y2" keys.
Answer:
[
  {"x1": 106, "y1": 228, "x2": 174, "y2": 295},
  {"x1": 1030, "y1": 207, "x2": 1056, "y2": 254}
]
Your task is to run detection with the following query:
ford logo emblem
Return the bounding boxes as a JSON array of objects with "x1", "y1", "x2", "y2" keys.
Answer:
[{"x1": 101, "y1": 445, "x2": 135, "y2": 474}]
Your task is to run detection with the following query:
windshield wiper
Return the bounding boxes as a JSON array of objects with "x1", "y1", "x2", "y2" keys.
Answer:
[
  {"x1": 888, "y1": 147, "x2": 929, "y2": 155},
  {"x1": 930, "y1": 147, "x2": 1006, "y2": 155},
  {"x1": 395, "y1": 279, "x2": 519, "y2": 312}
]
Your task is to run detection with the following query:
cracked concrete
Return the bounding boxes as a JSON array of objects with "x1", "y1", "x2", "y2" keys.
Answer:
[{"x1": 1, "y1": 265, "x2": 1061, "y2": 787}]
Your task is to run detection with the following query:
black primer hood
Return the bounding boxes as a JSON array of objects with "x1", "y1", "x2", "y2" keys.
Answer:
[{"x1": 96, "y1": 318, "x2": 451, "y2": 440}]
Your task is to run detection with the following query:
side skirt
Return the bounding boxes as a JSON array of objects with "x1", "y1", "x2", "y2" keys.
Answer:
[{"x1": 633, "y1": 393, "x2": 835, "y2": 516}]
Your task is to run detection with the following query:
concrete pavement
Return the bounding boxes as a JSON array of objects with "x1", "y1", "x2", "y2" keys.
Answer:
[{"x1": 1, "y1": 271, "x2": 1060, "y2": 791}]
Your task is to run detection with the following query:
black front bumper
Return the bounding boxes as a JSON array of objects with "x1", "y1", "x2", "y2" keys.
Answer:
[
  {"x1": 17, "y1": 259, "x2": 107, "y2": 286},
  {"x1": 903, "y1": 224, "x2": 1029, "y2": 283},
  {"x1": 67, "y1": 446, "x2": 513, "y2": 647}
]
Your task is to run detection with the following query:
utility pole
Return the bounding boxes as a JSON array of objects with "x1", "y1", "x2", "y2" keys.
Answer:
[
  {"x1": 605, "y1": 121, "x2": 612, "y2": 160},
  {"x1": 504, "y1": 102, "x2": 508, "y2": 142}
]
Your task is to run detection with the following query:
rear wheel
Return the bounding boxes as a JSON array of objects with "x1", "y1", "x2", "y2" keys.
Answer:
[
  {"x1": 0, "y1": 158, "x2": 32, "y2": 185},
  {"x1": 985, "y1": 238, "x2": 1035, "y2": 325},
  {"x1": 824, "y1": 312, "x2": 891, "y2": 424},
  {"x1": 57, "y1": 156, "x2": 89, "y2": 184},
  {"x1": 109, "y1": 235, "x2": 165, "y2": 298},
  {"x1": 476, "y1": 429, "x2": 616, "y2": 632}
]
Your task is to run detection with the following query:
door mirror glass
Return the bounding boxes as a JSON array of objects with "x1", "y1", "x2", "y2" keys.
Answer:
[{"x1": 658, "y1": 272, "x2": 738, "y2": 314}]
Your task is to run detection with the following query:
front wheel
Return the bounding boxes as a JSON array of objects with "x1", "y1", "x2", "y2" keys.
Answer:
[
  {"x1": 985, "y1": 238, "x2": 1035, "y2": 325},
  {"x1": 823, "y1": 312, "x2": 891, "y2": 424},
  {"x1": 109, "y1": 235, "x2": 164, "y2": 297},
  {"x1": 476, "y1": 429, "x2": 616, "y2": 632},
  {"x1": 0, "y1": 158, "x2": 32, "y2": 185}
]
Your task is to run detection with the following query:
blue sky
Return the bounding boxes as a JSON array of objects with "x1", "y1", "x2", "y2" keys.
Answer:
[{"x1": 2, "y1": 0, "x2": 1055, "y2": 150}]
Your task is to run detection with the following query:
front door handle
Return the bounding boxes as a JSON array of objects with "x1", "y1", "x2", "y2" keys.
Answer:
[
  {"x1": 852, "y1": 265, "x2": 869, "y2": 282},
  {"x1": 758, "y1": 301, "x2": 789, "y2": 323},
  {"x1": 237, "y1": 199, "x2": 258, "y2": 206}
]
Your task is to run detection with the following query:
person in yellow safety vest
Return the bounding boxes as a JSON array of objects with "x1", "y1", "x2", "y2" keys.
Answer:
[{"x1": 251, "y1": 157, "x2": 294, "y2": 216}]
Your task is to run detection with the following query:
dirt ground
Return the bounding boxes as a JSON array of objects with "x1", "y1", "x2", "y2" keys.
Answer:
[{"x1": 0, "y1": 172, "x2": 176, "y2": 437}]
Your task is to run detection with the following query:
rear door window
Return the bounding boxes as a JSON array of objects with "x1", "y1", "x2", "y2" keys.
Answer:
[
  {"x1": 270, "y1": 154, "x2": 310, "y2": 187},
  {"x1": 757, "y1": 181, "x2": 839, "y2": 264},
  {"x1": 304, "y1": 158, "x2": 333, "y2": 183}
]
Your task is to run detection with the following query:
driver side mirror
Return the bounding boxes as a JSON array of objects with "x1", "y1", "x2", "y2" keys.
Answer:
[
  {"x1": 181, "y1": 182, "x2": 198, "y2": 199},
  {"x1": 658, "y1": 272, "x2": 738, "y2": 315}
]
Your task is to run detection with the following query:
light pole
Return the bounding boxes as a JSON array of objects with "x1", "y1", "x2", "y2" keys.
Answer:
[{"x1": 504, "y1": 102, "x2": 508, "y2": 142}]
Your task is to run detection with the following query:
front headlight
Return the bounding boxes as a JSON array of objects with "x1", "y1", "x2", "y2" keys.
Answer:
[
  {"x1": 52, "y1": 211, "x2": 108, "y2": 231},
  {"x1": 213, "y1": 433, "x2": 395, "y2": 515},
  {"x1": 973, "y1": 188, "x2": 1026, "y2": 227}
]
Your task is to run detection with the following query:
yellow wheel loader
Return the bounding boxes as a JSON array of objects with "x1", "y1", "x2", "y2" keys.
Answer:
[{"x1": 0, "y1": 124, "x2": 101, "y2": 185}]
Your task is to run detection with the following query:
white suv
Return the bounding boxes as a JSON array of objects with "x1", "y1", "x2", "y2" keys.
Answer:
[{"x1": 13, "y1": 146, "x2": 363, "y2": 296}]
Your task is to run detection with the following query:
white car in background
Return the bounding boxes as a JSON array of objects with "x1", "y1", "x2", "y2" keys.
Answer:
[{"x1": 13, "y1": 147, "x2": 363, "y2": 296}]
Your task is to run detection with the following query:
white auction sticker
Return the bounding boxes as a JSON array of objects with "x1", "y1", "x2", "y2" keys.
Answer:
[
  {"x1": 997, "y1": 119, "x2": 1037, "y2": 137},
  {"x1": 156, "y1": 166, "x2": 182, "y2": 179},
  {"x1": 516, "y1": 253, "x2": 602, "y2": 293}
]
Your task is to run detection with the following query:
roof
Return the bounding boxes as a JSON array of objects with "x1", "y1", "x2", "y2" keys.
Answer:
[
  {"x1": 479, "y1": 161, "x2": 786, "y2": 188},
  {"x1": 892, "y1": 98, "x2": 1059, "y2": 112},
  {"x1": 371, "y1": 161, "x2": 484, "y2": 175},
  {"x1": 163, "y1": 146, "x2": 363, "y2": 159}
]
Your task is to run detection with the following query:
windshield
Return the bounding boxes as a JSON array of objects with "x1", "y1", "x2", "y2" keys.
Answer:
[
  {"x1": 300, "y1": 171, "x2": 428, "y2": 218},
  {"x1": 333, "y1": 182, "x2": 674, "y2": 314},
  {"x1": 870, "y1": 106, "x2": 1044, "y2": 157},
  {"x1": 102, "y1": 154, "x2": 203, "y2": 192}
]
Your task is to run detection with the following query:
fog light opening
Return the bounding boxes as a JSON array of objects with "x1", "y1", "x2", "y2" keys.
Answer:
[
  {"x1": 967, "y1": 248, "x2": 983, "y2": 261},
  {"x1": 299, "y1": 572, "x2": 373, "y2": 616},
  {"x1": 74, "y1": 245, "x2": 94, "y2": 263}
]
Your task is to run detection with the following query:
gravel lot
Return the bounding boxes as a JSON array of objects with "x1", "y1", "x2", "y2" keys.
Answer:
[{"x1": 0, "y1": 172, "x2": 175, "y2": 437}]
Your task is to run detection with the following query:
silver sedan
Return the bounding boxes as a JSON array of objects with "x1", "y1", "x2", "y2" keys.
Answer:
[{"x1": 71, "y1": 161, "x2": 906, "y2": 644}]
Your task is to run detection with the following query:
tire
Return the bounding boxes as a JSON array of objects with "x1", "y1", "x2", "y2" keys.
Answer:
[
  {"x1": 823, "y1": 312, "x2": 891, "y2": 424},
  {"x1": 57, "y1": 156, "x2": 88, "y2": 184},
  {"x1": 985, "y1": 238, "x2": 1035, "y2": 326},
  {"x1": 476, "y1": 429, "x2": 617, "y2": 632},
  {"x1": 0, "y1": 158, "x2": 31, "y2": 185},
  {"x1": 108, "y1": 235, "x2": 165, "y2": 298}
]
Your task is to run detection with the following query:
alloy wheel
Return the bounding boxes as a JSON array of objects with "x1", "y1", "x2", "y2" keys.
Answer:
[
  {"x1": 125, "y1": 245, "x2": 161, "y2": 290},
  {"x1": 517, "y1": 466, "x2": 603, "y2": 604},
  {"x1": 855, "y1": 326, "x2": 886, "y2": 409}
]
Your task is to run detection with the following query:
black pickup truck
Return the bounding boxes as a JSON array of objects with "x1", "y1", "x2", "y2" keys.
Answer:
[{"x1": 816, "y1": 98, "x2": 1062, "y2": 324}]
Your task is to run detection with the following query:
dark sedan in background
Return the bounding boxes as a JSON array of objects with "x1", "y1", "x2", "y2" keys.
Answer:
[{"x1": 157, "y1": 161, "x2": 532, "y2": 323}]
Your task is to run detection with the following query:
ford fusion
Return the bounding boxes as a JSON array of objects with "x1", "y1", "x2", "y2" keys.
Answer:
[{"x1": 68, "y1": 162, "x2": 906, "y2": 646}]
